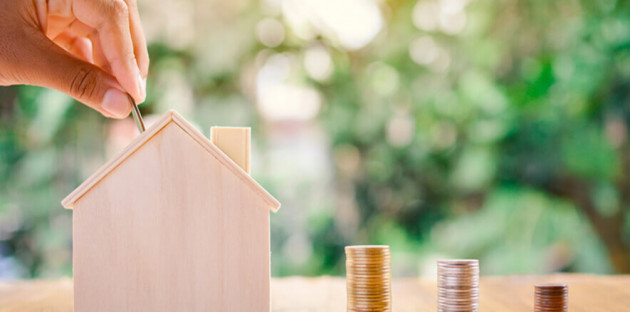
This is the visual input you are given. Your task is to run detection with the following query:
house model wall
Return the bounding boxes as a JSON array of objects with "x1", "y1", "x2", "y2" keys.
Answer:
[{"x1": 62, "y1": 110, "x2": 280, "y2": 312}]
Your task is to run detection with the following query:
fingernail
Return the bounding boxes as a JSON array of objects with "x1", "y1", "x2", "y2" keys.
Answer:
[
  {"x1": 102, "y1": 89, "x2": 131, "y2": 118},
  {"x1": 137, "y1": 74, "x2": 146, "y2": 103}
]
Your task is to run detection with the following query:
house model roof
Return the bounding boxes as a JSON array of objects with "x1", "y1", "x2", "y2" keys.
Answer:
[{"x1": 61, "y1": 110, "x2": 280, "y2": 212}]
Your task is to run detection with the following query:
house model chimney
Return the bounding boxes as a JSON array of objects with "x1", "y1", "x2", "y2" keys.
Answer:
[{"x1": 210, "y1": 127, "x2": 251, "y2": 174}]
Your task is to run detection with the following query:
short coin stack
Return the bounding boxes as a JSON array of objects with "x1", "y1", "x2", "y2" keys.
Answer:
[
  {"x1": 437, "y1": 259, "x2": 479, "y2": 312},
  {"x1": 534, "y1": 283, "x2": 568, "y2": 312},
  {"x1": 345, "y1": 245, "x2": 392, "y2": 312}
]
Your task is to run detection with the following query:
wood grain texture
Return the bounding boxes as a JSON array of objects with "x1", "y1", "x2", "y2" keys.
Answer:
[
  {"x1": 211, "y1": 127, "x2": 251, "y2": 174},
  {"x1": 62, "y1": 110, "x2": 279, "y2": 212},
  {"x1": 73, "y1": 122, "x2": 271, "y2": 311},
  {"x1": 1, "y1": 275, "x2": 628, "y2": 311}
]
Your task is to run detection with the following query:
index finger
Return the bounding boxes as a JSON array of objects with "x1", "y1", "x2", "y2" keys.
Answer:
[
  {"x1": 71, "y1": 0, "x2": 145, "y2": 103},
  {"x1": 124, "y1": 0, "x2": 149, "y2": 79}
]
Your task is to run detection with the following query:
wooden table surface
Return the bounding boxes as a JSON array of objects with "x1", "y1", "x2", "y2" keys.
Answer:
[{"x1": 0, "y1": 274, "x2": 628, "y2": 311}]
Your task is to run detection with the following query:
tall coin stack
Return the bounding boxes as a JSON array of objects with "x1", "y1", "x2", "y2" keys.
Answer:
[
  {"x1": 345, "y1": 245, "x2": 392, "y2": 312},
  {"x1": 534, "y1": 283, "x2": 568, "y2": 312},
  {"x1": 437, "y1": 259, "x2": 479, "y2": 312}
]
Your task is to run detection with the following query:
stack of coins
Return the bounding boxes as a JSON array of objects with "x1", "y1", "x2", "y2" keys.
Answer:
[
  {"x1": 345, "y1": 245, "x2": 392, "y2": 312},
  {"x1": 437, "y1": 259, "x2": 479, "y2": 312},
  {"x1": 534, "y1": 283, "x2": 568, "y2": 312}
]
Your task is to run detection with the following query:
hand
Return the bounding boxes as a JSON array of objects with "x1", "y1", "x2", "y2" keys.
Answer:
[{"x1": 0, "y1": 0, "x2": 149, "y2": 118}]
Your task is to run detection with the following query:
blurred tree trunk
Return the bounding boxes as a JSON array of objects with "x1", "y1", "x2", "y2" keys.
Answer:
[{"x1": 547, "y1": 146, "x2": 630, "y2": 273}]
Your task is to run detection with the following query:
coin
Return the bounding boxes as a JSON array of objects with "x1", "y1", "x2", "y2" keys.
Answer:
[
  {"x1": 437, "y1": 259, "x2": 479, "y2": 312},
  {"x1": 346, "y1": 245, "x2": 392, "y2": 312},
  {"x1": 534, "y1": 283, "x2": 568, "y2": 312}
]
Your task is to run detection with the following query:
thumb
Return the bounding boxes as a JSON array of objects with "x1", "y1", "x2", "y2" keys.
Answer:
[{"x1": 19, "y1": 30, "x2": 132, "y2": 119}]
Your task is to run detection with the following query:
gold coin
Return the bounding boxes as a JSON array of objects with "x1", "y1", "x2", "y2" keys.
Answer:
[{"x1": 345, "y1": 245, "x2": 392, "y2": 312}]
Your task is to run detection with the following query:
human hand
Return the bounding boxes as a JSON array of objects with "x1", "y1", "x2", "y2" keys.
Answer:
[{"x1": 0, "y1": 0, "x2": 149, "y2": 118}]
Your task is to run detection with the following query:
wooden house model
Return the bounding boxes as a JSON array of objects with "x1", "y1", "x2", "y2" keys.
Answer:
[{"x1": 61, "y1": 110, "x2": 280, "y2": 311}]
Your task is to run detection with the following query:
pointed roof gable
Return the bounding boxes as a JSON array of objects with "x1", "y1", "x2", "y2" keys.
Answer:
[{"x1": 61, "y1": 110, "x2": 280, "y2": 212}]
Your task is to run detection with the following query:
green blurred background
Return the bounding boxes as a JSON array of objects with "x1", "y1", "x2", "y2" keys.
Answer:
[{"x1": 1, "y1": 0, "x2": 630, "y2": 278}]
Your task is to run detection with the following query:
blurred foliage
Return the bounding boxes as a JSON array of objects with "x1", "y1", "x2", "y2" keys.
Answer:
[
  {"x1": 308, "y1": 0, "x2": 630, "y2": 275},
  {"x1": 1, "y1": 0, "x2": 630, "y2": 278}
]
